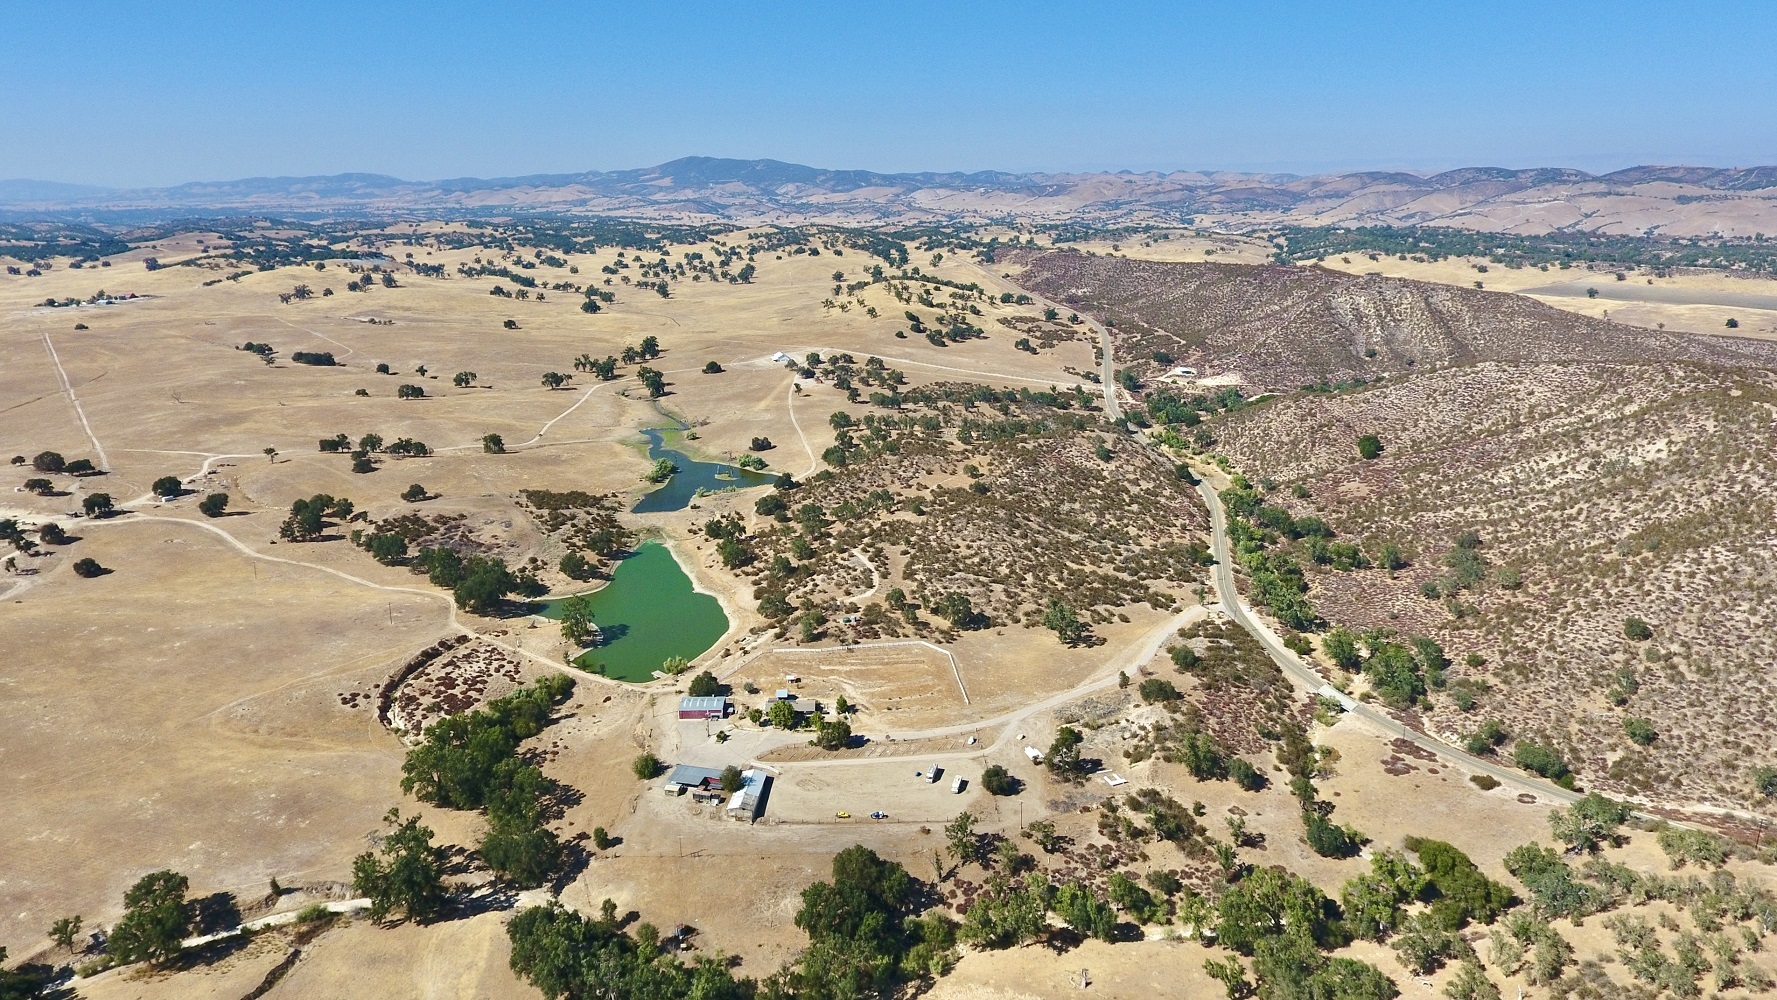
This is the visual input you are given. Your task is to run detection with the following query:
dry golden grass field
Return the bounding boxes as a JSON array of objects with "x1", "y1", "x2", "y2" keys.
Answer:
[{"x1": 4, "y1": 221, "x2": 1776, "y2": 999}]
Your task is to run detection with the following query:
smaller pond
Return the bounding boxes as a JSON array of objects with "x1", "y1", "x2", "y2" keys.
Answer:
[
  {"x1": 632, "y1": 426, "x2": 775, "y2": 513},
  {"x1": 535, "y1": 540, "x2": 730, "y2": 682}
]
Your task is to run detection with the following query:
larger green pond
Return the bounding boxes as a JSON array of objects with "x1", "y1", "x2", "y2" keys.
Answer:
[{"x1": 536, "y1": 540, "x2": 729, "y2": 682}]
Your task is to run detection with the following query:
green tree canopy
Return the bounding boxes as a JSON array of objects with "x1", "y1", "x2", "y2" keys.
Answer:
[
  {"x1": 108, "y1": 870, "x2": 191, "y2": 966},
  {"x1": 1405, "y1": 837, "x2": 1512, "y2": 928},
  {"x1": 559, "y1": 594, "x2": 595, "y2": 647},
  {"x1": 353, "y1": 809, "x2": 449, "y2": 923},
  {"x1": 1547, "y1": 793, "x2": 1631, "y2": 854}
]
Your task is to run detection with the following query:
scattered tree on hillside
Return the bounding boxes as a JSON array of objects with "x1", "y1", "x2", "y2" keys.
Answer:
[
  {"x1": 981, "y1": 764, "x2": 1019, "y2": 796},
  {"x1": 48, "y1": 915, "x2": 83, "y2": 952},
  {"x1": 559, "y1": 551, "x2": 594, "y2": 581},
  {"x1": 353, "y1": 809, "x2": 449, "y2": 924},
  {"x1": 1546, "y1": 793, "x2": 1631, "y2": 854},
  {"x1": 637, "y1": 366, "x2": 667, "y2": 397},
  {"x1": 1046, "y1": 726, "x2": 1086, "y2": 777},
  {"x1": 107, "y1": 870, "x2": 192, "y2": 966},
  {"x1": 1042, "y1": 598, "x2": 1088, "y2": 645}
]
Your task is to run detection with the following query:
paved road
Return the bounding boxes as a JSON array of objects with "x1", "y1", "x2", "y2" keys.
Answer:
[
  {"x1": 1097, "y1": 321, "x2": 1122, "y2": 420},
  {"x1": 1075, "y1": 309, "x2": 1582, "y2": 807},
  {"x1": 1191, "y1": 474, "x2": 1583, "y2": 805}
]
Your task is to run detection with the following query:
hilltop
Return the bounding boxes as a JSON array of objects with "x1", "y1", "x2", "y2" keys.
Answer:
[
  {"x1": 1012, "y1": 250, "x2": 1777, "y2": 391},
  {"x1": 7, "y1": 156, "x2": 1777, "y2": 234}
]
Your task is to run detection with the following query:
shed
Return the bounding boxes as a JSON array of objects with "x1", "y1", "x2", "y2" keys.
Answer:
[
  {"x1": 1024, "y1": 746, "x2": 1044, "y2": 763},
  {"x1": 664, "y1": 764, "x2": 724, "y2": 793},
  {"x1": 726, "y1": 769, "x2": 769, "y2": 820},
  {"x1": 678, "y1": 696, "x2": 730, "y2": 720}
]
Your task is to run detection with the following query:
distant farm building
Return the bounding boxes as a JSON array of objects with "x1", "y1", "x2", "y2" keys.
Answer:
[{"x1": 678, "y1": 696, "x2": 730, "y2": 720}]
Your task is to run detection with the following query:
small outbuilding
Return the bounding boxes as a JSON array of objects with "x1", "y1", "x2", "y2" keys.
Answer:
[
  {"x1": 663, "y1": 764, "x2": 725, "y2": 796},
  {"x1": 678, "y1": 696, "x2": 730, "y2": 720},
  {"x1": 726, "y1": 769, "x2": 769, "y2": 821}
]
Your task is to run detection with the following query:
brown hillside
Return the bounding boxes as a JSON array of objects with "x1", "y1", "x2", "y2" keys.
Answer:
[
  {"x1": 1205, "y1": 360, "x2": 1777, "y2": 811},
  {"x1": 1013, "y1": 251, "x2": 1777, "y2": 391}
]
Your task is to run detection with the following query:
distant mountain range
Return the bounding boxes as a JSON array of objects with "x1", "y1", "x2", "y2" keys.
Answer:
[{"x1": 4, "y1": 156, "x2": 1777, "y2": 236}]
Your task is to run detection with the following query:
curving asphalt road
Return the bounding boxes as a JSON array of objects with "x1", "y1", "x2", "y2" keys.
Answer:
[
  {"x1": 1191, "y1": 477, "x2": 1583, "y2": 807},
  {"x1": 1078, "y1": 307, "x2": 1580, "y2": 803}
]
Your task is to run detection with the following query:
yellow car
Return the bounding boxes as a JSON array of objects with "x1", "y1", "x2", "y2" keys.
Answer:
[{"x1": 835, "y1": 811, "x2": 851, "y2": 819}]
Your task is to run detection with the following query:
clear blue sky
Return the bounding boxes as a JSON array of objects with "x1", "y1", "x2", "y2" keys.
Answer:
[{"x1": 4, "y1": 1, "x2": 1774, "y2": 186}]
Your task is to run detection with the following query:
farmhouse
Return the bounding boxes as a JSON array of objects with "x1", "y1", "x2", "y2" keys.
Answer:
[
  {"x1": 769, "y1": 690, "x2": 818, "y2": 715},
  {"x1": 678, "y1": 695, "x2": 730, "y2": 720}
]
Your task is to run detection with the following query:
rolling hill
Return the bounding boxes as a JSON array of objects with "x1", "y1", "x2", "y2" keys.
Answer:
[
  {"x1": 1009, "y1": 251, "x2": 1777, "y2": 812},
  {"x1": 5, "y1": 156, "x2": 1777, "y2": 234}
]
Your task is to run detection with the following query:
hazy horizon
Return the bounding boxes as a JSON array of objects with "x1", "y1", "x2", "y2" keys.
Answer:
[{"x1": 5, "y1": 154, "x2": 1775, "y2": 193}]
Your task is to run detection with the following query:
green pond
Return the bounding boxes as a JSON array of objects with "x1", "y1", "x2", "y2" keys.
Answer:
[
  {"x1": 632, "y1": 426, "x2": 775, "y2": 513},
  {"x1": 536, "y1": 540, "x2": 729, "y2": 682}
]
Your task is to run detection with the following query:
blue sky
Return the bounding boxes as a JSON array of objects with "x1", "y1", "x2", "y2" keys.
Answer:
[{"x1": 3, "y1": 2, "x2": 1774, "y2": 186}]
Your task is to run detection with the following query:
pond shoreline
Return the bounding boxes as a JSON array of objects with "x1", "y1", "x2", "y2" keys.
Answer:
[
  {"x1": 631, "y1": 419, "x2": 775, "y2": 514},
  {"x1": 534, "y1": 538, "x2": 731, "y2": 682}
]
